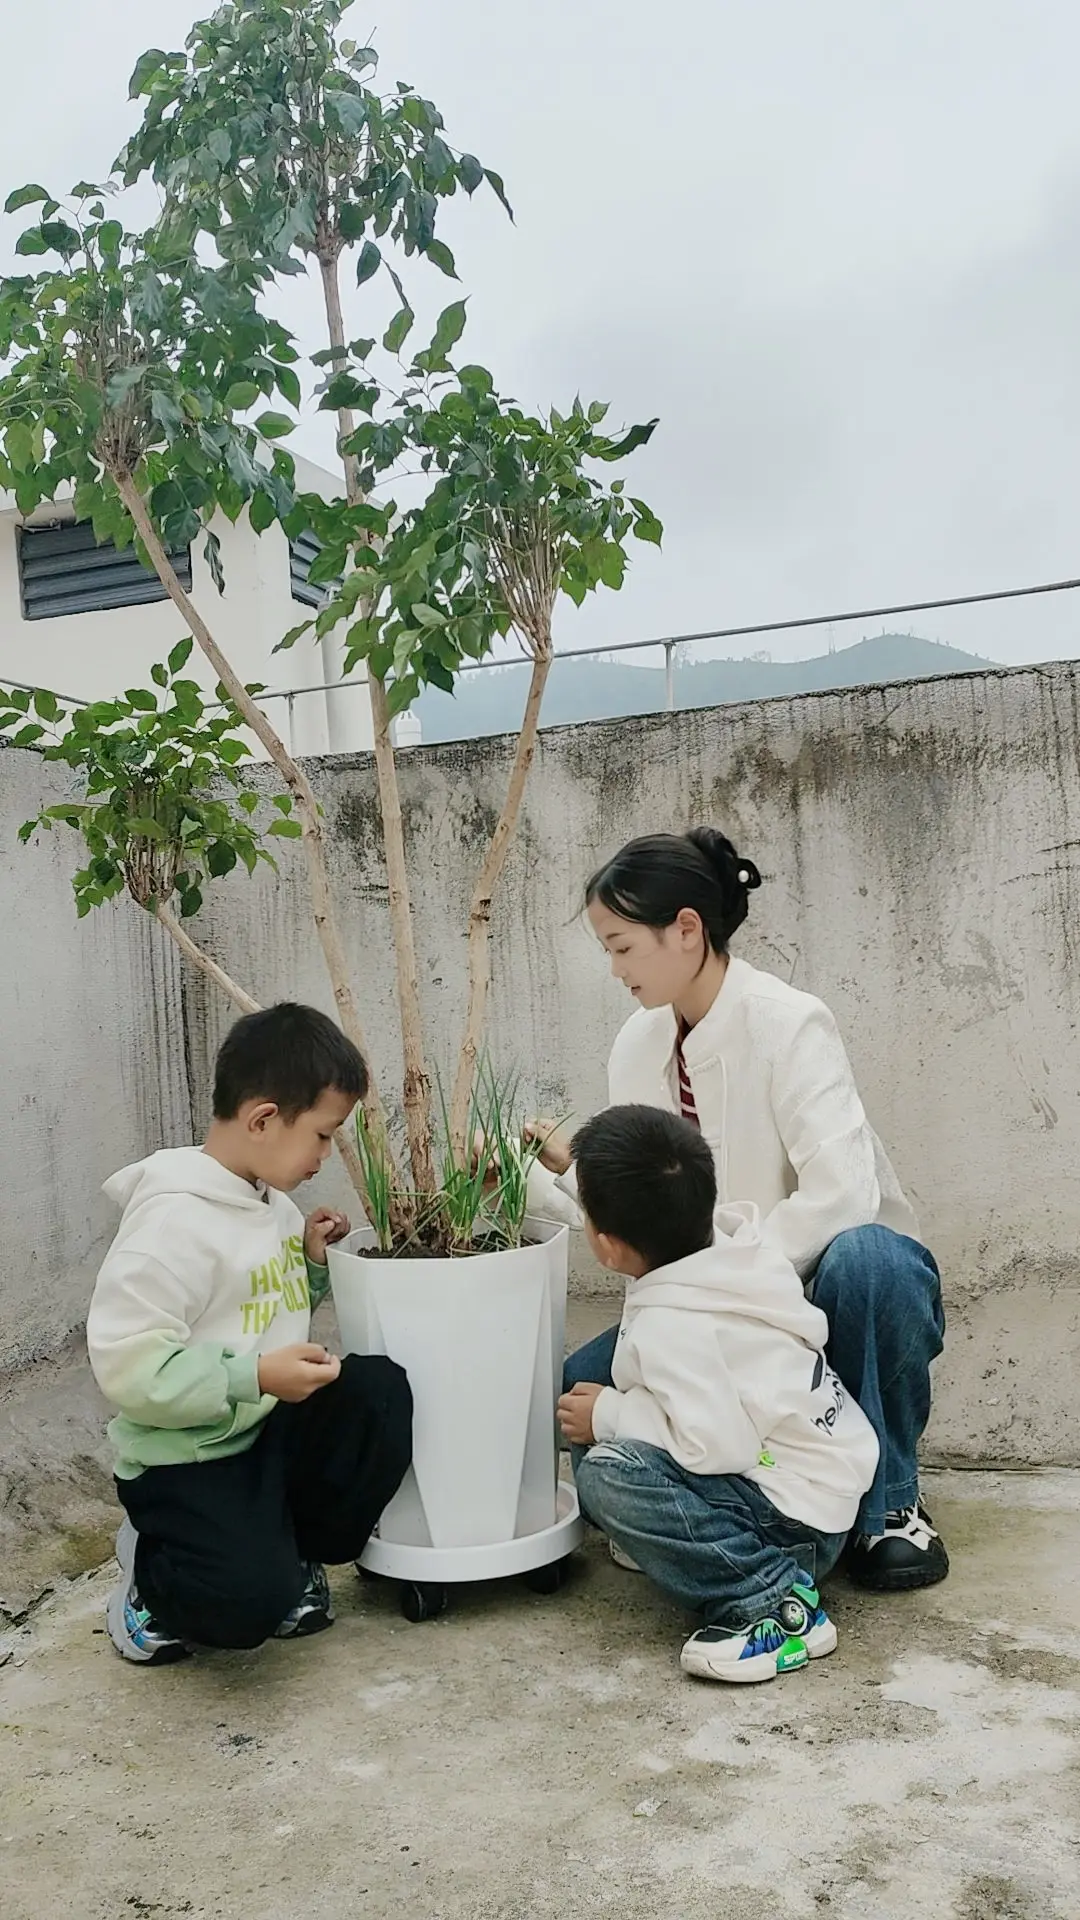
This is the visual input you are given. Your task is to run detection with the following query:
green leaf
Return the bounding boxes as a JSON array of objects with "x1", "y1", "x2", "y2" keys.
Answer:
[
  {"x1": 5, "y1": 421, "x2": 34, "y2": 472},
  {"x1": 4, "y1": 184, "x2": 50, "y2": 214},
  {"x1": 97, "y1": 220, "x2": 123, "y2": 256},
  {"x1": 206, "y1": 840, "x2": 238, "y2": 877},
  {"x1": 124, "y1": 688, "x2": 158, "y2": 712},
  {"x1": 594, "y1": 418, "x2": 659, "y2": 462},
  {"x1": 151, "y1": 662, "x2": 169, "y2": 688},
  {"x1": 207, "y1": 129, "x2": 232, "y2": 168},
  {"x1": 150, "y1": 389, "x2": 185, "y2": 438},
  {"x1": 425, "y1": 238, "x2": 457, "y2": 279},
  {"x1": 238, "y1": 791, "x2": 259, "y2": 815},
  {"x1": 386, "y1": 674, "x2": 419, "y2": 719},
  {"x1": 273, "y1": 795, "x2": 293, "y2": 814},
  {"x1": 129, "y1": 47, "x2": 167, "y2": 97},
  {"x1": 11, "y1": 723, "x2": 45, "y2": 747},
  {"x1": 255, "y1": 411, "x2": 294, "y2": 441},
  {"x1": 178, "y1": 885, "x2": 204, "y2": 918},
  {"x1": 106, "y1": 365, "x2": 148, "y2": 407},
  {"x1": 410, "y1": 603, "x2": 447, "y2": 629},
  {"x1": 275, "y1": 620, "x2": 313, "y2": 653},
  {"x1": 275, "y1": 365, "x2": 302, "y2": 410},
  {"x1": 458, "y1": 154, "x2": 485, "y2": 196},
  {"x1": 327, "y1": 90, "x2": 368, "y2": 139},
  {"x1": 168, "y1": 638, "x2": 194, "y2": 674},
  {"x1": 383, "y1": 304, "x2": 414, "y2": 354},
  {"x1": 14, "y1": 229, "x2": 49, "y2": 257},
  {"x1": 630, "y1": 498, "x2": 663, "y2": 545},
  {"x1": 484, "y1": 168, "x2": 514, "y2": 219},
  {"x1": 355, "y1": 240, "x2": 381, "y2": 286},
  {"x1": 32, "y1": 688, "x2": 60, "y2": 723},
  {"x1": 267, "y1": 818, "x2": 304, "y2": 838},
  {"x1": 249, "y1": 487, "x2": 276, "y2": 534},
  {"x1": 225, "y1": 381, "x2": 260, "y2": 412},
  {"x1": 429, "y1": 299, "x2": 467, "y2": 359}
]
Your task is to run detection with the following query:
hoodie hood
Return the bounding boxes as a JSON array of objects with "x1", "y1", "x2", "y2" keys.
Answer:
[
  {"x1": 104, "y1": 1147, "x2": 271, "y2": 1218},
  {"x1": 625, "y1": 1205, "x2": 814, "y2": 1331}
]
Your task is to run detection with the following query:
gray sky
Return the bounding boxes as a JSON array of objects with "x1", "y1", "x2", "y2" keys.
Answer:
[{"x1": 3, "y1": 1, "x2": 1079, "y2": 669}]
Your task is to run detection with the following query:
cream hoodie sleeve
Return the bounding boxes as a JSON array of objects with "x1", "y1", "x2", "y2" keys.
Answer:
[
  {"x1": 590, "y1": 1309, "x2": 762, "y2": 1476},
  {"x1": 762, "y1": 1000, "x2": 882, "y2": 1276},
  {"x1": 87, "y1": 1247, "x2": 263, "y2": 1427}
]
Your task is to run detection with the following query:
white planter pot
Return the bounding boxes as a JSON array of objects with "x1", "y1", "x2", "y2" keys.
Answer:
[{"x1": 328, "y1": 1218, "x2": 583, "y2": 1586}]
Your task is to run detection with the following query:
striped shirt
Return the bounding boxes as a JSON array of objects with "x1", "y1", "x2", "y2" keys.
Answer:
[{"x1": 675, "y1": 1024, "x2": 700, "y2": 1129}]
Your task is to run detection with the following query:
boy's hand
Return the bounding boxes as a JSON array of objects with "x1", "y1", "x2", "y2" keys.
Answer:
[
  {"x1": 557, "y1": 1382, "x2": 604, "y2": 1446},
  {"x1": 258, "y1": 1343, "x2": 341, "y2": 1403},
  {"x1": 304, "y1": 1208, "x2": 350, "y2": 1266}
]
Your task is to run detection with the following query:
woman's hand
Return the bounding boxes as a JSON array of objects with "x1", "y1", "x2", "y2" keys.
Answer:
[{"x1": 523, "y1": 1119, "x2": 572, "y2": 1177}]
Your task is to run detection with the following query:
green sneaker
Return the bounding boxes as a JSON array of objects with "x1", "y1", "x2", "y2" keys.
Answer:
[{"x1": 680, "y1": 1581, "x2": 837, "y2": 1685}]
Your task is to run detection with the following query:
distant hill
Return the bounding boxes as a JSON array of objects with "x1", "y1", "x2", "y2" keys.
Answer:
[{"x1": 412, "y1": 632, "x2": 997, "y2": 744}]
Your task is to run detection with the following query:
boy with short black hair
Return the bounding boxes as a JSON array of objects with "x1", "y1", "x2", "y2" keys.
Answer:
[
  {"x1": 557, "y1": 1105, "x2": 878, "y2": 1684},
  {"x1": 88, "y1": 1003, "x2": 412, "y2": 1666}
]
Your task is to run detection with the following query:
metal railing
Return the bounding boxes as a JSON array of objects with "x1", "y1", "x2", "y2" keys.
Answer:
[
  {"x1": 6, "y1": 569, "x2": 1080, "y2": 736},
  {"x1": 257, "y1": 570, "x2": 1080, "y2": 731}
]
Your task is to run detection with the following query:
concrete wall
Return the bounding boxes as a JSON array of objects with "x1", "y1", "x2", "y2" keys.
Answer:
[
  {"x1": 3, "y1": 658, "x2": 1080, "y2": 1468},
  {"x1": 0, "y1": 752, "x2": 193, "y2": 1369},
  {"x1": 184, "y1": 662, "x2": 1080, "y2": 1467},
  {"x1": 0, "y1": 453, "x2": 373, "y2": 757}
]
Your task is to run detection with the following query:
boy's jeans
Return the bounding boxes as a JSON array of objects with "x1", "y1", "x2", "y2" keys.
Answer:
[
  {"x1": 564, "y1": 1224, "x2": 945, "y2": 1541},
  {"x1": 574, "y1": 1440, "x2": 847, "y2": 1630}
]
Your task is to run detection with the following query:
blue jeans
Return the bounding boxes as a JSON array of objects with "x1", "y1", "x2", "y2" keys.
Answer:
[
  {"x1": 575, "y1": 1440, "x2": 846, "y2": 1629},
  {"x1": 564, "y1": 1225, "x2": 945, "y2": 1539}
]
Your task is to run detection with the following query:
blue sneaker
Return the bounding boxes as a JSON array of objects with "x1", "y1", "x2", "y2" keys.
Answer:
[
  {"x1": 105, "y1": 1519, "x2": 191, "y2": 1667},
  {"x1": 274, "y1": 1561, "x2": 334, "y2": 1639},
  {"x1": 680, "y1": 1580, "x2": 837, "y2": 1685}
]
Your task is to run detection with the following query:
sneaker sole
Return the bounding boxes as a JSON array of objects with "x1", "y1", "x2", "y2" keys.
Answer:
[
  {"x1": 849, "y1": 1554, "x2": 950, "y2": 1593},
  {"x1": 681, "y1": 1639, "x2": 811, "y2": 1685},
  {"x1": 275, "y1": 1609, "x2": 335, "y2": 1640},
  {"x1": 804, "y1": 1619, "x2": 839, "y2": 1660}
]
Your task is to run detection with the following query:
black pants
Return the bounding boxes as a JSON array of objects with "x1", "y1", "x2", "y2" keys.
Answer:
[{"x1": 117, "y1": 1355, "x2": 412, "y2": 1650}]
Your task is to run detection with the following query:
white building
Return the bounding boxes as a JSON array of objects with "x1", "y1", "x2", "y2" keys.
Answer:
[{"x1": 0, "y1": 452, "x2": 374, "y2": 756}]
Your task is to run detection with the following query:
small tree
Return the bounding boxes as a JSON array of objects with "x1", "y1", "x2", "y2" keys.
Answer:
[{"x1": 0, "y1": 0, "x2": 661, "y2": 1253}]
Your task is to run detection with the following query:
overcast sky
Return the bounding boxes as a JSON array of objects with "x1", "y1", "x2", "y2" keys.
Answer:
[{"x1": 3, "y1": 1, "x2": 1079, "y2": 669}]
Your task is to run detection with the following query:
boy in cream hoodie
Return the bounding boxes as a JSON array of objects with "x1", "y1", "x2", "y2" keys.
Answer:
[
  {"x1": 88, "y1": 1003, "x2": 412, "y2": 1666},
  {"x1": 557, "y1": 1105, "x2": 878, "y2": 1683}
]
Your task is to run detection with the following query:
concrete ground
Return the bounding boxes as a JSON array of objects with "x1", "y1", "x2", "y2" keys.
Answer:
[{"x1": 2, "y1": 1310, "x2": 1077, "y2": 1919}]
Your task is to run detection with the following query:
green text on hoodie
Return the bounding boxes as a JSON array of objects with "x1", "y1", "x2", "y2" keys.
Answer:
[{"x1": 87, "y1": 1148, "x2": 330, "y2": 1478}]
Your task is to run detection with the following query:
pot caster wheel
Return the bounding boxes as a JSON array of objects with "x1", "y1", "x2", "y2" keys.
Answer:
[
  {"x1": 399, "y1": 1581, "x2": 448, "y2": 1623},
  {"x1": 523, "y1": 1559, "x2": 570, "y2": 1596}
]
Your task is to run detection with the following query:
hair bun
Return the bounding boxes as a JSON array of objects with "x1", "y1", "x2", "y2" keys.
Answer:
[{"x1": 685, "y1": 827, "x2": 762, "y2": 893}]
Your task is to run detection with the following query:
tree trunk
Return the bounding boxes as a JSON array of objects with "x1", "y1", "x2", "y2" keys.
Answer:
[
  {"x1": 153, "y1": 902, "x2": 371, "y2": 1208},
  {"x1": 111, "y1": 468, "x2": 397, "y2": 1190},
  {"x1": 317, "y1": 251, "x2": 436, "y2": 1199},
  {"x1": 448, "y1": 647, "x2": 552, "y2": 1162}
]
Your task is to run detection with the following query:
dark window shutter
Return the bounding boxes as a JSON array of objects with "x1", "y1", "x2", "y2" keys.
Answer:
[
  {"x1": 17, "y1": 520, "x2": 192, "y2": 622},
  {"x1": 289, "y1": 529, "x2": 342, "y2": 607}
]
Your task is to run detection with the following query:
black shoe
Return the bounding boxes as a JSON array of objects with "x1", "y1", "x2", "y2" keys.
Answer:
[
  {"x1": 850, "y1": 1502, "x2": 949, "y2": 1591},
  {"x1": 274, "y1": 1562, "x2": 335, "y2": 1638}
]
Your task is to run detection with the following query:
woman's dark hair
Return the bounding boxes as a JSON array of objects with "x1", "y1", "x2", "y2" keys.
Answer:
[
  {"x1": 572, "y1": 1105, "x2": 716, "y2": 1268},
  {"x1": 214, "y1": 1003, "x2": 368, "y2": 1121},
  {"x1": 585, "y1": 828, "x2": 762, "y2": 954}
]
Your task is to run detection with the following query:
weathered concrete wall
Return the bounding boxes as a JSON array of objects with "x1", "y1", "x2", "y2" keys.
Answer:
[
  {"x1": 0, "y1": 751, "x2": 192, "y2": 1371},
  {"x1": 185, "y1": 662, "x2": 1080, "y2": 1467},
  {"x1": 4, "y1": 659, "x2": 1080, "y2": 1476}
]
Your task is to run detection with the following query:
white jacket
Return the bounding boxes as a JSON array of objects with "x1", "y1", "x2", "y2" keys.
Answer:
[
  {"x1": 529, "y1": 955, "x2": 917, "y2": 1277},
  {"x1": 591, "y1": 1206, "x2": 879, "y2": 1533},
  {"x1": 87, "y1": 1148, "x2": 324, "y2": 1477}
]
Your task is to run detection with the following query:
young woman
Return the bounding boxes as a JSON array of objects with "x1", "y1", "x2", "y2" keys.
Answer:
[{"x1": 529, "y1": 827, "x2": 948, "y2": 1592}]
